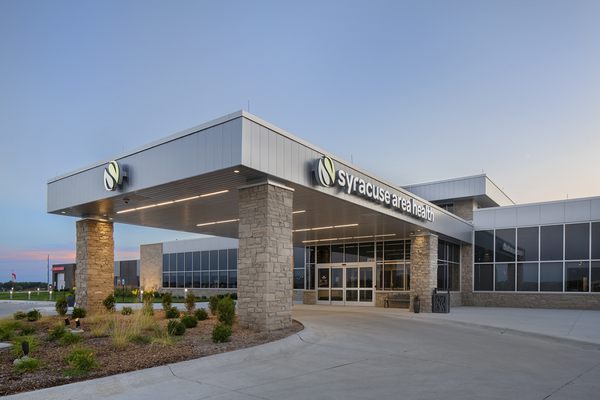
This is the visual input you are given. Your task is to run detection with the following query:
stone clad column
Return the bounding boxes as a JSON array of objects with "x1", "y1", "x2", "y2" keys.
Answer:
[
  {"x1": 76, "y1": 219, "x2": 114, "y2": 312},
  {"x1": 410, "y1": 233, "x2": 438, "y2": 313},
  {"x1": 460, "y1": 244, "x2": 474, "y2": 305},
  {"x1": 140, "y1": 243, "x2": 163, "y2": 292},
  {"x1": 237, "y1": 181, "x2": 293, "y2": 332}
]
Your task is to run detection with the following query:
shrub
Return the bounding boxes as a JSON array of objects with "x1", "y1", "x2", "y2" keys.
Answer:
[
  {"x1": 142, "y1": 291, "x2": 154, "y2": 316},
  {"x1": 65, "y1": 347, "x2": 98, "y2": 376},
  {"x1": 194, "y1": 308, "x2": 208, "y2": 321},
  {"x1": 128, "y1": 334, "x2": 151, "y2": 345},
  {"x1": 102, "y1": 294, "x2": 116, "y2": 312},
  {"x1": 161, "y1": 292, "x2": 172, "y2": 311},
  {"x1": 165, "y1": 306, "x2": 180, "y2": 319},
  {"x1": 229, "y1": 293, "x2": 238, "y2": 300},
  {"x1": 212, "y1": 323, "x2": 232, "y2": 343},
  {"x1": 55, "y1": 297, "x2": 68, "y2": 316},
  {"x1": 72, "y1": 307, "x2": 87, "y2": 319},
  {"x1": 167, "y1": 320, "x2": 186, "y2": 336},
  {"x1": 13, "y1": 356, "x2": 40, "y2": 374},
  {"x1": 121, "y1": 306, "x2": 133, "y2": 315},
  {"x1": 20, "y1": 325, "x2": 36, "y2": 335},
  {"x1": 208, "y1": 296, "x2": 220, "y2": 316},
  {"x1": 184, "y1": 291, "x2": 196, "y2": 313},
  {"x1": 0, "y1": 320, "x2": 23, "y2": 341},
  {"x1": 48, "y1": 324, "x2": 67, "y2": 341},
  {"x1": 26, "y1": 309, "x2": 42, "y2": 322},
  {"x1": 180, "y1": 315, "x2": 197, "y2": 328},
  {"x1": 217, "y1": 297, "x2": 236, "y2": 326},
  {"x1": 11, "y1": 336, "x2": 38, "y2": 358},
  {"x1": 59, "y1": 331, "x2": 83, "y2": 346},
  {"x1": 13, "y1": 311, "x2": 27, "y2": 320}
]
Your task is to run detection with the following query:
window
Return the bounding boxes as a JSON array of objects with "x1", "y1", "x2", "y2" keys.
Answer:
[
  {"x1": 475, "y1": 231, "x2": 494, "y2": 263},
  {"x1": 495, "y1": 229, "x2": 516, "y2": 262},
  {"x1": 474, "y1": 264, "x2": 493, "y2": 291},
  {"x1": 359, "y1": 242, "x2": 375, "y2": 262},
  {"x1": 437, "y1": 240, "x2": 460, "y2": 291},
  {"x1": 565, "y1": 224, "x2": 589, "y2": 260},
  {"x1": 294, "y1": 269, "x2": 304, "y2": 289},
  {"x1": 517, "y1": 227, "x2": 538, "y2": 262},
  {"x1": 228, "y1": 270, "x2": 237, "y2": 288},
  {"x1": 541, "y1": 225, "x2": 563, "y2": 261},
  {"x1": 185, "y1": 252, "x2": 193, "y2": 271},
  {"x1": 565, "y1": 261, "x2": 589, "y2": 292},
  {"x1": 177, "y1": 253, "x2": 184, "y2": 272},
  {"x1": 218, "y1": 249, "x2": 228, "y2": 270},
  {"x1": 330, "y1": 244, "x2": 344, "y2": 263},
  {"x1": 495, "y1": 263, "x2": 515, "y2": 291},
  {"x1": 209, "y1": 250, "x2": 218, "y2": 270},
  {"x1": 383, "y1": 263, "x2": 405, "y2": 290},
  {"x1": 384, "y1": 241, "x2": 404, "y2": 261},
  {"x1": 517, "y1": 263, "x2": 538, "y2": 291},
  {"x1": 201, "y1": 251, "x2": 209, "y2": 271},
  {"x1": 345, "y1": 244, "x2": 358, "y2": 263},
  {"x1": 317, "y1": 245, "x2": 330, "y2": 264},
  {"x1": 193, "y1": 252, "x2": 201, "y2": 271},
  {"x1": 592, "y1": 261, "x2": 600, "y2": 292},
  {"x1": 163, "y1": 254, "x2": 170, "y2": 272},
  {"x1": 593, "y1": 223, "x2": 600, "y2": 260},
  {"x1": 540, "y1": 262, "x2": 563, "y2": 291},
  {"x1": 228, "y1": 249, "x2": 237, "y2": 270}
]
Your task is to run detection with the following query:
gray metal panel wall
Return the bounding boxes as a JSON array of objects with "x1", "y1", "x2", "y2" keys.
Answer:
[
  {"x1": 474, "y1": 197, "x2": 600, "y2": 229},
  {"x1": 162, "y1": 236, "x2": 239, "y2": 253},
  {"x1": 404, "y1": 175, "x2": 487, "y2": 202},
  {"x1": 240, "y1": 118, "x2": 472, "y2": 243},
  {"x1": 47, "y1": 118, "x2": 243, "y2": 212}
]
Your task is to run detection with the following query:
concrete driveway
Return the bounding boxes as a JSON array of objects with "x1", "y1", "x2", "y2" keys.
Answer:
[{"x1": 4, "y1": 305, "x2": 600, "y2": 400}]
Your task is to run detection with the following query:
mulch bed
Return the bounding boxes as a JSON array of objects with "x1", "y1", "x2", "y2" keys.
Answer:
[{"x1": 0, "y1": 313, "x2": 303, "y2": 396}]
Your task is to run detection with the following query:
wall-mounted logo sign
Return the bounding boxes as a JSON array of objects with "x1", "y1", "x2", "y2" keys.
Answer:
[
  {"x1": 103, "y1": 160, "x2": 125, "y2": 191},
  {"x1": 316, "y1": 156, "x2": 336, "y2": 187},
  {"x1": 313, "y1": 156, "x2": 435, "y2": 222}
]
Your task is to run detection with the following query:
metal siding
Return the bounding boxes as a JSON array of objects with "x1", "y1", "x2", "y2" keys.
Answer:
[
  {"x1": 516, "y1": 205, "x2": 541, "y2": 226},
  {"x1": 592, "y1": 199, "x2": 600, "y2": 220},
  {"x1": 565, "y1": 199, "x2": 591, "y2": 222},
  {"x1": 540, "y1": 202, "x2": 565, "y2": 224},
  {"x1": 48, "y1": 119, "x2": 243, "y2": 212},
  {"x1": 493, "y1": 207, "x2": 518, "y2": 228},
  {"x1": 240, "y1": 119, "x2": 472, "y2": 243}
]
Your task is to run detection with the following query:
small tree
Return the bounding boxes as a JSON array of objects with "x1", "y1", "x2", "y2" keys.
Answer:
[
  {"x1": 102, "y1": 294, "x2": 116, "y2": 312},
  {"x1": 161, "y1": 292, "x2": 172, "y2": 311},
  {"x1": 184, "y1": 291, "x2": 196, "y2": 313},
  {"x1": 55, "y1": 297, "x2": 68, "y2": 316},
  {"x1": 216, "y1": 296, "x2": 235, "y2": 326},
  {"x1": 208, "y1": 296, "x2": 219, "y2": 316}
]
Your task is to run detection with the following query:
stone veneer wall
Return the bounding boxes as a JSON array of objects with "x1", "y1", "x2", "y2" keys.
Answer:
[
  {"x1": 460, "y1": 244, "x2": 473, "y2": 306},
  {"x1": 410, "y1": 234, "x2": 438, "y2": 313},
  {"x1": 452, "y1": 198, "x2": 475, "y2": 221},
  {"x1": 75, "y1": 219, "x2": 114, "y2": 312},
  {"x1": 140, "y1": 243, "x2": 162, "y2": 292},
  {"x1": 471, "y1": 293, "x2": 600, "y2": 310},
  {"x1": 237, "y1": 182, "x2": 293, "y2": 332}
]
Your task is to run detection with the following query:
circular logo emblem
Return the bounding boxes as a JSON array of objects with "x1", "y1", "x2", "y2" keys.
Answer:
[
  {"x1": 315, "y1": 156, "x2": 336, "y2": 187},
  {"x1": 103, "y1": 160, "x2": 121, "y2": 191}
]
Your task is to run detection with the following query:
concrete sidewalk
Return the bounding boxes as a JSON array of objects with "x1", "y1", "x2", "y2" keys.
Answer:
[
  {"x1": 295, "y1": 304, "x2": 600, "y2": 346},
  {"x1": 4, "y1": 306, "x2": 600, "y2": 399}
]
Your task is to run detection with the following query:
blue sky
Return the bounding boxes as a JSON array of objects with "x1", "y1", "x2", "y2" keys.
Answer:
[{"x1": 1, "y1": 0, "x2": 599, "y2": 281}]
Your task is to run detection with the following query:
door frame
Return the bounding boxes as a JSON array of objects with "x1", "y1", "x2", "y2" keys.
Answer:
[{"x1": 316, "y1": 262, "x2": 375, "y2": 306}]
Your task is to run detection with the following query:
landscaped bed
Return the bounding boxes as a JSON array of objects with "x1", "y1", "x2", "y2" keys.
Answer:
[{"x1": 0, "y1": 295, "x2": 302, "y2": 396}]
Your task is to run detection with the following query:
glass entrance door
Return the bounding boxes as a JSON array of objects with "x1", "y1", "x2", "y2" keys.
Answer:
[{"x1": 316, "y1": 263, "x2": 374, "y2": 306}]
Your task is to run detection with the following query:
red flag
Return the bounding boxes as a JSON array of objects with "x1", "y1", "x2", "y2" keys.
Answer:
[{"x1": 11, "y1": 272, "x2": 16, "y2": 281}]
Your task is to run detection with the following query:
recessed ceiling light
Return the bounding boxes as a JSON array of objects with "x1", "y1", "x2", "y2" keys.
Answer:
[
  {"x1": 234, "y1": 170, "x2": 240, "y2": 173},
  {"x1": 292, "y1": 210, "x2": 306, "y2": 214}
]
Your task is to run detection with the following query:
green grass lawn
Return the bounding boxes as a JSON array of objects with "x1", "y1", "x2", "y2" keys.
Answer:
[{"x1": 0, "y1": 291, "x2": 207, "y2": 303}]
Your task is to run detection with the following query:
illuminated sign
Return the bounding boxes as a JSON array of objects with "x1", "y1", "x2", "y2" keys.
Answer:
[
  {"x1": 103, "y1": 160, "x2": 126, "y2": 191},
  {"x1": 313, "y1": 156, "x2": 435, "y2": 222}
]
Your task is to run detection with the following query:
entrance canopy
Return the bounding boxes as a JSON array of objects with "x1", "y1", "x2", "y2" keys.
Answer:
[{"x1": 47, "y1": 111, "x2": 473, "y2": 244}]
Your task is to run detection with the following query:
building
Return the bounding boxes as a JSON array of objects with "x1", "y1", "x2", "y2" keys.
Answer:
[
  {"x1": 51, "y1": 260, "x2": 139, "y2": 291},
  {"x1": 47, "y1": 111, "x2": 600, "y2": 332}
]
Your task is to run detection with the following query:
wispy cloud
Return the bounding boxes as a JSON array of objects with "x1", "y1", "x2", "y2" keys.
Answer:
[{"x1": 0, "y1": 247, "x2": 140, "y2": 263}]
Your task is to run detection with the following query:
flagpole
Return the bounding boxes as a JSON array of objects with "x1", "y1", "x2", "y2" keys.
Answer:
[{"x1": 47, "y1": 254, "x2": 50, "y2": 290}]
